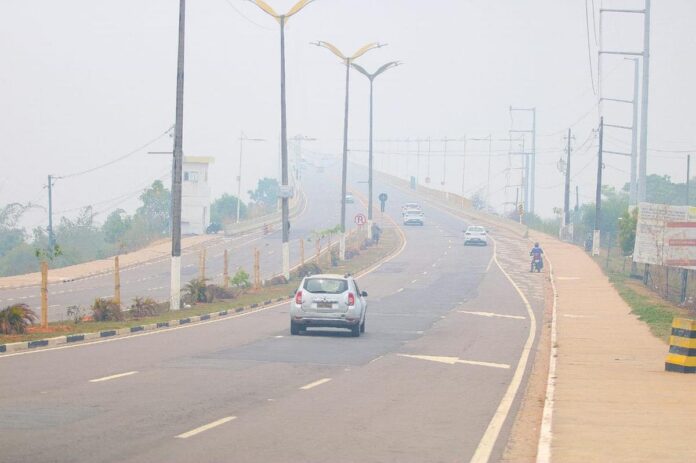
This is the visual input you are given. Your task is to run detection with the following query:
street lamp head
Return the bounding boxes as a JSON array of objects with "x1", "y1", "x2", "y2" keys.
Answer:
[
  {"x1": 248, "y1": 0, "x2": 317, "y2": 22},
  {"x1": 312, "y1": 41, "x2": 387, "y2": 63},
  {"x1": 351, "y1": 60, "x2": 401, "y2": 80}
]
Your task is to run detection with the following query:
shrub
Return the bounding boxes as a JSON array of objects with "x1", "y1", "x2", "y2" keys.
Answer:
[
  {"x1": 184, "y1": 278, "x2": 209, "y2": 304},
  {"x1": 295, "y1": 262, "x2": 322, "y2": 279},
  {"x1": 268, "y1": 275, "x2": 288, "y2": 286},
  {"x1": 91, "y1": 298, "x2": 124, "y2": 322},
  {"x1": 346, "y1": 248, "x2": 361, "y2": 260},
  {"x1": 0, "y1": 303, "x2": 37, "y2": 334},
  {"x1": 66, "y1": 305, "x2": 85, "y2": 324},
  {"x1": 208, "y1": 284, "x2": 236, "y2": 300},
  {"x1": 330, "y1": 249, "x2": 339, "y2": 267},
  {"x1": 230, "y1": 269, "x2": 251, "y2": 289},
  {"x1": 129, "y1": 297, "x2": 160, "y2": 318}
]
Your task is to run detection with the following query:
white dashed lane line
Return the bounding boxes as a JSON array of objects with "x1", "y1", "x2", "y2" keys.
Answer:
[
  {"x1": 300, "y1": 378, "x2": 332, "y2": 390},
  {"x1": 89, "y1": 371, "x2": 138, "y2": 383},
  {"x1": 175, "y1": 416, "x2": 237, "y2": 439},
  {"x1": 457, "y1": 310, "x2": 526, "y2": 320}
]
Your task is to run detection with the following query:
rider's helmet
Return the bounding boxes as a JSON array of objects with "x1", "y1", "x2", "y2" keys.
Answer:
[{"x1": 534, "y1": 242, "x2": 539, "y2": 247}]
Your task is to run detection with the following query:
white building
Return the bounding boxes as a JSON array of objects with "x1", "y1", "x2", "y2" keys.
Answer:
[{"x1": 182, "y1": 156, "x2": 214, "y2": 235}]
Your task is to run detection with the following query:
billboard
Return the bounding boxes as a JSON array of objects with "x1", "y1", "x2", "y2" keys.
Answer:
[{"x1": 633, "y1": 202, "x2": 696, "y2": 270}]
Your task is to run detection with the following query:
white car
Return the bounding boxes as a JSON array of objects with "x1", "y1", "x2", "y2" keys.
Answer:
[
  {"x1": 403, "y1": 211, "x2": 424, "y2": 226},
  {"x1": 290, "y1": 274, "x2": 368, "y2": 337},
  {"x1": 401, "y1": 202, "x2": 422, "y2": 215},
  {"x1": 464, "y1": 225, "x2": 488, "y2": 246}
]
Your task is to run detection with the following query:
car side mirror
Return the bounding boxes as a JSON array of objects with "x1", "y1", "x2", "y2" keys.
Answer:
[{"x1": 361, "y1": 291, "x2": 368, "y2": 297}]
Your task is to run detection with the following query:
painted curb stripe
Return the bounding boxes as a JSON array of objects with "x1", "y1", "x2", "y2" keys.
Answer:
[
  {"x1": 669, "y1": 345, "x2": 696, "y2": 356},
  {"x1": 179, "y1": 318, "x2": 191, "y2": 324},
  {"x1": 100, "y1": 330, "x2": 116, "y2": 338},
  {"x1": 665, "y1": 363, "x2": 696, "y2": 373},
  {"x1": 157, "y1": 322, "x2": 169, "y2": 328},
  {"x1": 130, "y1": 326, "x2": 144, "y2": 333},
  {"x1": 67, "y1": 334, "x2": 84, "y2": 343},
  {"x1": 200, "y1": 314, "x2": 210, "y2": 321},
  {"x1": 28, "y1": 340, "x2": 49, "y2": 349},
  {"x1": 0, "y1": 345, "x2": 5, "y2": 353},
  {"x1": 671, "y1": 328, "x2": 696, "y2": 339}
]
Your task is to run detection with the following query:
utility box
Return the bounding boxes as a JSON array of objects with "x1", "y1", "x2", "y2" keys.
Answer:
[{"x1": 182, "y1": 156, "x2": 214, "y2": 235}]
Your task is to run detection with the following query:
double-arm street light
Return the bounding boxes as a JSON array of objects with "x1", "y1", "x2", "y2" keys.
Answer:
[
  {"x1": 311, "y1": 40, "x2": 385, "y2": 259},
  {"x1": 350, "y1": 61, "x2": 400, "y2": 239},
  {"x1": 247, "y1": 0, "x2": 315, "y2": 279}
]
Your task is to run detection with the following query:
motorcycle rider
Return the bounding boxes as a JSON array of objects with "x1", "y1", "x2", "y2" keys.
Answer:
[{"x1": 529, "y1": 242, "x2": 544, "y2": 272}]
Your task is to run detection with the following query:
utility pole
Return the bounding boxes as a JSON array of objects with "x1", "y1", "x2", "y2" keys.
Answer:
[
  {"x1": 599, "y1": 1, "x2": 650, "y2": 202},
  {"x1": 237, "y1": 132, "x2": 265, "y2": 223},
  {"x1": 686, "y1": 154, "x2": 691, "y2": 206},
  {"x1": 629, "y1": 58, "x2": 640, "y2": 205},
  {"x1": 169, "y1": 0, "x2": 186, "y2": 311},
  {"x1": 593, "y1": 117, "x2": 604, "y2": 256},
  {"x1": 510, "y1": 107, "x2": 537, "y2": 214},
  {"x1": 47, "y1": 175, "x2": 55, "y2": 249},
  {"x1": 564, "y1": 129, "x2": 572, "y2": 226}
]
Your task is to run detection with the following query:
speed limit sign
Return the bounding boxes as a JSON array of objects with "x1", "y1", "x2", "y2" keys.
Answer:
[{"x1": 354, "y1": 213, "x2": 367, "y2": 226}]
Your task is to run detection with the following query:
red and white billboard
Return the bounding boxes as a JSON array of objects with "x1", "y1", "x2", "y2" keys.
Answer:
[{"x1": 633, "y1": 202, "x2": 696, "y2": 269}]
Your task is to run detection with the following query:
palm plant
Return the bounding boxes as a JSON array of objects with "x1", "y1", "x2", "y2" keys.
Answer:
[{"x1": 0, "y1": 303, "x2": 38, "y2": 334}]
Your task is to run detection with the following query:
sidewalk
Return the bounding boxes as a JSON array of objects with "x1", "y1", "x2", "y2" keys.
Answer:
[{"x1": 536, "y1": 234, "x2": 696, "y2": 462}]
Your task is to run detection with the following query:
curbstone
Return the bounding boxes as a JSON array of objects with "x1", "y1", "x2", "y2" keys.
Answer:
[
  {"x1": 130, "y1": 326, "x2": 144, "y2": 333},
  {"x1": 2, "y1": 342, "x2": 27, "y2": 353},
  {"x1": 67, "y1": 334, "x2": 85, "y2": 343},
  {"x1": 178, "y1": 318, "x2": 191, "y2": 325},
  {"x1": 28, "y1": 339, "x2": 49, "y2": 349},
  {"x1": 250, "y1": 303, "x2": 259, "y2": 309},
  {"x1": 142, "y1": 323, "x2": 157, "y2": 331},
  {"x1": 235, "y1": 307, "x2": 245, "y2": 313},
  {"x1": 84, "y1": 332, "x2": 100, "y2": 341},
  {"x1": 46, "y1": 336, "x2": 67, "y2": 347},
  {"x1": 200, "y1": 314, "x2": 211, "y2": 321},
  {"x1": 219, "y1": 310, "x2": 228, "y2": 316},
  {"x1": 189, "y1": 316, "x2": 201, "y2": 323},
  {"x1": 100, "y1": 330, "x2": 117, "y2": 338}
]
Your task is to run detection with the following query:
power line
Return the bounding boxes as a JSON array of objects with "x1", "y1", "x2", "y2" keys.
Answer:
[
  {"x1": 56, "y1": 126, "x2": 172, "y2": 180},
  {"x1": 585, "y1": 0, "x2": 597, "y2": 95},
  {"x1": 220, "y1": 0, "x2": 274, "y2": 31}
]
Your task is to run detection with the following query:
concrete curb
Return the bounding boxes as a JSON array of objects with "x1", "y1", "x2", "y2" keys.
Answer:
[{"x1": 0, "y1": 296, "x2": 294, "y2": 355}]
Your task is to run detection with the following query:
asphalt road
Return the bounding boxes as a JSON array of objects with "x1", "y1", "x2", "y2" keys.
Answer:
[
  {"x1": 0, "y1": 163, "x2": 367, "y2": 321},
  {"x1": 0, "y1": 161, "x2": 545, "y2": 463}
]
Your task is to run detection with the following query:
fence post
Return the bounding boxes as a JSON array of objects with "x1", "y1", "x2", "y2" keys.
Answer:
[
  {"x1": 253, "y1": 248, "x2": 260, "y2": 290},
  {"x1": 114, "y1": 256, "x2": 121, "y2": 308},
  {"x1": 40, "y1": 260, "x2": 48, "y2": 328},
  {"x1": 199, "y1": 248, "x2": 206, "y2": 282},
  {"x1": 680, "y1": 269, "x2": 687, "y2": 304},
  {"x1": 223, "y1": 249, "x2": 229, "y2": 288},
  {"x1": 605, "y1": 232, "x2": 612, "y2": 270},
  {"x1": 300, "y1": 239, "x2": 305, "y2": 266}
]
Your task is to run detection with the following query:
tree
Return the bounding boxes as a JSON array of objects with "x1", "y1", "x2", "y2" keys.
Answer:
[
  {"x1": 135, "y1": 180, "x2": 171, "y2": 237},
  {"x1": 618, "y1": 208, "x2": 638, "y2": 256},
  {"x1": 210, "y1": 194, "x2": 247, "y2": 225},
  {"x1": 623, "y1": 174, "x2": 691, "y2": 206},
  {"x1": 102, "y1": 209, "x2": 132, "y2": 245},
  {"x1": 248, "y1": 178, "x2": 280, "y2": 211}
]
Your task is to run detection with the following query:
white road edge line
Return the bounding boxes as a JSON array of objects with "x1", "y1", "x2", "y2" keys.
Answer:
[
  {"x1": 300, "y1": 378, "x2": 332, "y2": 390},
  {"x1": 175, "y1": 416, "x2": 236, "y2": 439},
  {"x1": 397, "y1": 288, "x2": 404, "y2": 293},
  {"x1": 89, "y1": 371, "x2": 138, "y2": 383},
  {"x1": 457, "y1": 310, "x2": 526, "y2": 320},
  {"x1": 536, "y1": 254, "x2": 558, "y2": 463},
  {"x1": 469, "y1": 235, "x2": 537, "y2": 463}
]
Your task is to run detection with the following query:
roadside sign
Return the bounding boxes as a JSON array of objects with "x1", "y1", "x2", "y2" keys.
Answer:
[{"x1": 354, "y1": 213, "x2": 367, "y2": 226}]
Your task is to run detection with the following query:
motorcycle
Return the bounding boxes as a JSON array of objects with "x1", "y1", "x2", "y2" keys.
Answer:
[{"x1": 530, "y1": 255, "x2": 543, "y2": 273}]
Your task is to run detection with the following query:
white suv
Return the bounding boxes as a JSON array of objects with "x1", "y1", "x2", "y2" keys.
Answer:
[{"x1": 290, "y1": 274, "x2": 368, "y2": 337}]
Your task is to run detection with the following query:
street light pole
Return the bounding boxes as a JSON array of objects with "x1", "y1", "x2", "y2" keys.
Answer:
[
  {"x1": 247, "y1": 0, "x2": 316, "y2": 279},
  {"x1": 312, "y1": 41, "x2": 386, "y2": 260},
  {"x1": 170, "y1": 0, "x2": 186, "y2": 311},
  {"x1": 351, "y1": 61, "x2": 400, "y2": 241}
]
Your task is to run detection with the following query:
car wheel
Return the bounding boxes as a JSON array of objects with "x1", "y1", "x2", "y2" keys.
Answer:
[
  {"x1": 351, "y1": 323, "x2": 361, "y2": 337},
  {"x1": 290, "y1": 321, "x2": 301, "y2": 335},
  {"x1": 360, "y1": 318, "x2": 366, "y2": 333}
]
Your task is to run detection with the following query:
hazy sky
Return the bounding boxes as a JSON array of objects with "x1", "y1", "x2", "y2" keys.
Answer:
[{"x1": 1, "y1": 0, "x2": 695, "y2": 230}]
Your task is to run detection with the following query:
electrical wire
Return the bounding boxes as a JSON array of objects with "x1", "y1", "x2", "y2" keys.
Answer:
[
  {"x1": 56, "y1": 126, "x2": 172, "y2": 180},
  {"x1": 585, "y1": 0, "x2": 597, "y2": 95},
  {"x1": 220, "y1": 0, "x2": 275, "y2": 31}
]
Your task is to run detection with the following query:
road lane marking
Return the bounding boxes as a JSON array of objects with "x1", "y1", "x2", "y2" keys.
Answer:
[
  {"x1": 432, "y1": 263, "x2": 437, "y2": 267},
  {"x1": 537, "y1": 254, "x2": 558, "y2": 463},
  {"x1": 470, "y1": 235, "x2": 537, "y2": 463},
  {"x1": 422, "y1": 271, "x2": 428, "y2": 275},
  {"x1": 411, "y1": 279, "x2": 418, "y2": 284},
  {"x1": 175, "y1": 416, "x2": 236, "y2": 439},
  {"x1": 457, "y1": 310, "x2": 526, "y2": 320},
  {"x1": 300, "y1": 378, "x2": 332, "y2": 390},
  {"x1": 398, "y1": 354, "x2": 510, "y2": 369},
  {"x1": 556, "y1": 276, "x2": 580, "y2": 280},
  {"x1": 89, "y1": 371, "x2": 138, "y2": 383},
  {"x1": 397, "y1": 288, "x2": 404, "y2": 293}
]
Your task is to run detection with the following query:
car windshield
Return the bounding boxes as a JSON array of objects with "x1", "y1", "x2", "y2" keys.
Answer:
[
  {"x1": 468, "y1": 226, "x2": 485, "y2": 233},
  {"x1": 304, "y1": 278, "x2": 348, "y2": 294}
]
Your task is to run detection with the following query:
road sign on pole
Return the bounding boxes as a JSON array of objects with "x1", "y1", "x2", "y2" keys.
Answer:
[{"x1": 355, "y1": 213, "x2": 367, "y2": 226}]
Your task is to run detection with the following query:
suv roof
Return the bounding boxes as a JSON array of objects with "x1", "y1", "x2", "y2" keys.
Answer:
[{"x1": 305, "y1": 273, "x2": 350, "y2": 280}]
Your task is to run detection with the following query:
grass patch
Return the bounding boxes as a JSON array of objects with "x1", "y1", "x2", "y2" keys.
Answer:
[
  {"x1": 1, "y1": 227, "x2": 401, "y2": 345},
  {"x1": 592, "y1": 248, "x2": 694, "y2": 343}
]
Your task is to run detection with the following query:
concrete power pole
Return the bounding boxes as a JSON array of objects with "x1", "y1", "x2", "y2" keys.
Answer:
[
  {"x1": 593, "y1": 117, "x2": 604, "y2": 256},
  {"x1": 170, "y1": 0, "x2": 186, "y2": 311},
  {"x1": 686, "y1": 154, "x2": 691, "y2": 206},
  {"x1": 638, "y1": 0, "x2": 651, "y2": 202},
  {"x1": 564, "y1": 129, "x2": 572, "y2": 226},
  {"x1": 47, "y1": 175, "x2": 55, "y2": 250}
]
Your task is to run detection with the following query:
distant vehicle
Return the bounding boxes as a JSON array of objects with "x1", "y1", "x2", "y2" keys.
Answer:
[
  {"x1": 290, "y1": 274, "x2": 368, "y2": 337},
  {"x1": 401, "y1": 202, "x2": 422, "y2": 214},
  {"x1": 206, "y1": 222, "x2": 222, "y2": 234},
  {"x1": 464, "y1": 225, "x2": 488, "y2": 246},
  {"x1": 345, "y1": 193, "x2": 355, "y2": 204},
  {"x1": 403, "y1": 211, "x2": 424, "y2": 226}
]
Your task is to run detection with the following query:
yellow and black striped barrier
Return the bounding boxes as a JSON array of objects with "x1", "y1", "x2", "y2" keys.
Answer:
[{"x1": 665, "y1": 318, "x2": 696, "y2": 374}]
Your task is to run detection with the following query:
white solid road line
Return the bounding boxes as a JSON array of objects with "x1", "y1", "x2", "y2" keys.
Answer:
[
  {"x1": 457, "y1": 310, "x2": 526, "y2": 320},
  {"x1": 300, "y1": 378, "x2": 332, "y2": 390},
  {"x1": 398, "y1": 354, "x2": 510, "y2": 369},
  {"x1": 411, "y1": 279, "x2": 418, "y2": 284},
  {"x1": 397, "y1": 288, "x2": 404, "y2": 293},
  {"x1": 175, "y1": 416, "x2": 237, "y2": 439},
  {"x1": 89, "y1": 371, "x2": 138, "y2": 383}
]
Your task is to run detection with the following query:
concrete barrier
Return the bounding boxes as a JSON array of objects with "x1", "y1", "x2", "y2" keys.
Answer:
[{"x1": 665, "y1": 318, "x2": 696, "y2": 373}]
